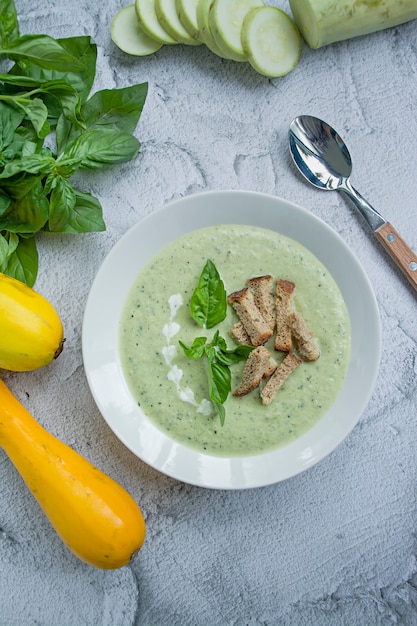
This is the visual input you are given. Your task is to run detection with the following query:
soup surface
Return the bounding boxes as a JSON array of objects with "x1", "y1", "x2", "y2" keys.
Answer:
[{"x1": 120, "y1": 224, "x2": 350, "y2": 456}]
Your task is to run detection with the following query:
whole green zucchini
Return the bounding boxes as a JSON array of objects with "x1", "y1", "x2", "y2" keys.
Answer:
[{"x1": 289, "y1": 0, "x2": 417, "y2": 48}]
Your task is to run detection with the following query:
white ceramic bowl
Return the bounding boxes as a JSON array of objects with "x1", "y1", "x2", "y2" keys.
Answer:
[{"x1": 82, "y1": 190, "x2": 381, "y2": 489}]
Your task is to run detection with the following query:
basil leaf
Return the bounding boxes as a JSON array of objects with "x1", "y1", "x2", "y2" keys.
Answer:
[
  {"x1": 40, "y1": 81, "x2": 83, "y2": 127},
  {"x1": 213, "y1": 402, "x2": 226, "y2": 428},
  {"x1": 79, "y1": 84, "x2": 148, "y2": 134},
  {"x1": 55, "y1": 114, "x2": 74, "y2": 154},
  {"x1": 8, "y1": 79, "x2": 84, "y2": 128},
  {"x1": 0, "y1": 153, "x2": 55, "y2": 178},
  {"x1": 0, "y1": 172, "x2": 42, "y2": 202},
  {"x1": 179, "y1": 337, "x2": 207, "y2": 359},
  {"x1": 0, "y1": 232, "x2": 8, "y2": 262},
  {"x1": 45, "y1": 36, "x2": 97, "y2": 102},
  {"x1": 0, "y1": 0, "x2": 19, "y2": 48},
  {"x1": 47, "y1": 175, "x2": 76, "y2": 231},
  {"x1": 0, "y1": 73, "x2": 45, "y2": 87},
  {"x1": 0, "y1": 107, "x2": 30, "y2": 164},
  {"x1": 1, "y1": 81, "x2": 83, "y2": 130},
  {"x1": 50, "y1": 188, "x2": 105, "y2": 234},
  {"x1": 0, "y1": 189, "x2": 11, "y2": 214},
  {"x1": 215, "y1": 344, "x2": 254, "y2": 366},
  {"x1": 56, "y1": 83, "x2": 148, "y2": 152},
  {"x1": 8, "y1": 36, "x2": 97, "y2": 105},
  {"x1": 207, "y1": 329, "x2": 224, "y2": 349},
  {"x1": 0, "y1": 180, "x2": 49, "y2": 232},
  {"x1": 0, "y1": 101, "x2": 25, "y2": 143},
  {"x1": 206, "y1": 354, "x2": 231, "y2": 427},
  {"x1": 1, "y1": 34, "x2": 85, "y2": 71},
  {"x1": 207, "y1": 358, "x2": 231, "y2": 407},
  {"x1": 0, "y1": 230, "x2": 18, "y2": 265},
  {"x1": 189, "y1": 259, "x2": 227, "y2": 329},
  {"x1": 206, "y1": 329, "x2": 252, "y2": 364},
  {"x1": 0, "y1": 233, "x2": 38, "y2": 286},
  {"x1": 58, "y1": 128, "x2": 140, "y2": 170},
  {"x1": 14, "y1": 97, "x2": 49, "y2": 138}
]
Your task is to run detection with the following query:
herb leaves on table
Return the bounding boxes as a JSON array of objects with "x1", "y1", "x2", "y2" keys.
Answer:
[{"x1": 0, "y1": 0, "x2": 148, "y2": 285}]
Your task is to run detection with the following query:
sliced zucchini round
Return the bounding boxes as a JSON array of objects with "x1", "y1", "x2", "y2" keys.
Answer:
[
  {"x1": 155, "y1": 0, "x2": 202, "y2": 44},
  {"x1": 135, "y1": 0, "x2": 178, "y2": 44},
  {"x1": 209, "y1": 0, "x2": 264, "y2": 62},
  {"x1": 241, "y1": 6, "x2": 301, "y2": 77},
  {"x1": 111, "y1": 4, "x2": 163, "y2": 56},
  {"x1": 196, "y1": 0, "x2": 232, "y2": 59},
  {"x1": 176, "y1": 0, "x2": 200, "y2": 38}
]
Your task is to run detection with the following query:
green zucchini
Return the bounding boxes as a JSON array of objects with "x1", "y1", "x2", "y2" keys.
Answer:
[{"x1": 289, "y1": 0, "x2": 417, "y2": 48}]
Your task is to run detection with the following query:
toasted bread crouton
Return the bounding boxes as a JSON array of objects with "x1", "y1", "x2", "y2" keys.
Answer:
[
  {"x1": 228, "y1": 288, "x2": 273, "y2": 347},
  {"x1": 275, "y1": 279, "x2": 295, "y2": 352},
  {"x1": 247, "y1": 275, "x2": 275, "y2": 332},
  {"x1": 230, "y1": 321, "x2": 252, "y2": 346},
  {"x1": 289, "y1": 311, "x2": 320, "y2": 361},
  {"x1": 260, "y1": 352, "x2": 302, "y2": 405},
  {"x1": 233, "y1": 346, "x2": 272, "y2": 397},
  {"x1": 264, "y1": 356, "x2": 278, "y2": 378}
]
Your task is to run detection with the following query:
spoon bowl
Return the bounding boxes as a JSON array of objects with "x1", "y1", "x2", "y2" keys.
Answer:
[
  {"x1": 289, "y1": 115, "x2": 417, "y2": 292},
  {"x1": 289, "y1": 116, "x2": 352, "y2": 190}
]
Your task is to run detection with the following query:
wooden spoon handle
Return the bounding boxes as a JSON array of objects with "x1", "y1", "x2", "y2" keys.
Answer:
[{"x1": 375, "y1": 222, "x2": 417, "y2": 292}]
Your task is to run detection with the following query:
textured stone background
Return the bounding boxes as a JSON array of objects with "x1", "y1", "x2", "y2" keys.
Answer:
[{"x1": 1, "y1": 1, "x2": 416, "y2": 625}]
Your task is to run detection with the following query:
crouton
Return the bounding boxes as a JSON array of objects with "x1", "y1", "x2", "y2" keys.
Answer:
[
  {"x1": 228, "y1": 287, "x2": 273, "y2": 347},
  {"x1": 260, "y1": 353, "x2": 302, "y2": 405},
  {"x1": 247, "y1": 275, "x2": 275, "y2": 332},
  {"x1": 274, "y1": 279, "x2": 295, "y2": 352},
  {"x1": 230, "y1": 321, "x2": 252, "y2": 346},
  {"x1": 264, "y1": 356, "x2": 278, "y2": 378},
  {"x1": 233, "y1": 346, "x2": 272, "y2": 397},
  {"x1": 289, "y1": 311, "x2": 320, "y2": 361}
]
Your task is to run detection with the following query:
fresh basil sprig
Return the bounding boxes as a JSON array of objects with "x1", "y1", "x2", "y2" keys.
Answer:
[
  {"x1": 0, "y1": 0, "x2": 148, "y2": 285},
  {"x1": 180, "y1": 331, "x2": 252, "y2": 426},
  {"x1": 180, "y1": 261, "x2": 253, "y2": 426}
]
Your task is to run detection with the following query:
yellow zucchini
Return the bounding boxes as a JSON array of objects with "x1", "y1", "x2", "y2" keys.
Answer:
[
  {"x1": 0, "y1": 272, "x2": 64, "y2": 371},
  {"x1": 0, "y1": 379, "x2": 146, "y2": 569}
]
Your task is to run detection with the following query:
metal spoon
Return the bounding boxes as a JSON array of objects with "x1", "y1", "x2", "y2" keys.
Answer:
[{"x1": 289, "y1": 115, "x2": 417, "y2": 292}]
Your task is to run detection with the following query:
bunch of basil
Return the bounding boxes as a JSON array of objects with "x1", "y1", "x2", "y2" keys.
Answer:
[{"x1": 0, "y1": 0, "x2": 147, "y2": 285}]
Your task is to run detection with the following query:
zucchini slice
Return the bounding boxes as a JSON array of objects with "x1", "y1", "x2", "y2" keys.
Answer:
[
  {"x1": 135, "y1": 0, "x2": 178, "y2": 44},
  {"x1": 156, "y1": 0, "x2": 202, "y2": 44},
  {"x1": 196, "y1": 0, "x2": 232, "y2": 59},
  {"x1": 241, "y1": 6, "x2": 301, "y2": 77},
  {"x1": 209, "y1": 0, "x2": 264, "y2": 62},
  {"x1": 176, "y1": 0, "x2": 200, "y2": 38},
  {"x1": 111, "y1": 4, "x2": 163, "y2": 56}
]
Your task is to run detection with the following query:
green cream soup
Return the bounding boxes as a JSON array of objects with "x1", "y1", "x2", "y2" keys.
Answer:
[{"x1": 120, "y1": 225, "x2": 350, "y2": 457}]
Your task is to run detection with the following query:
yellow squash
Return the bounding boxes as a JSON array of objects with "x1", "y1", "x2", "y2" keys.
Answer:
[
  {"x1": 0, "y1": 272, "x2": 64, "y2": 371},
  {"x1": 0, "y1": 379, "x2": 146, "y2": 569}
]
